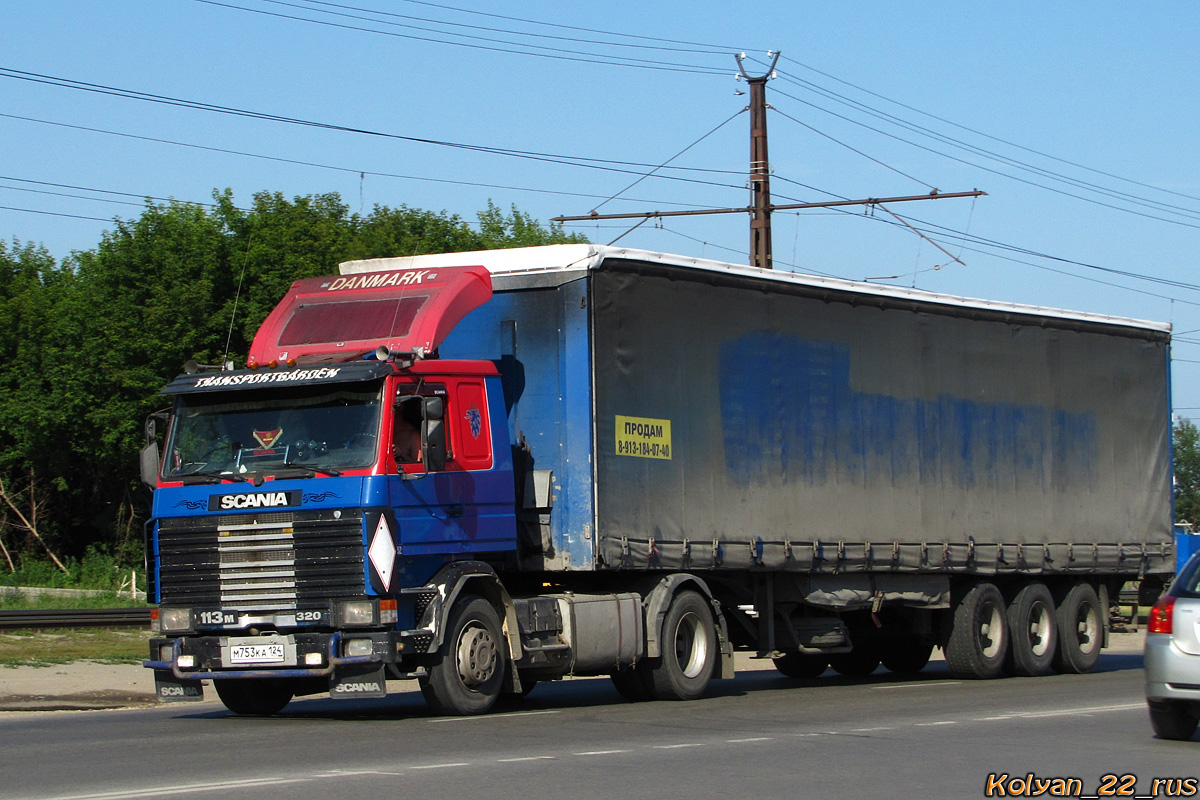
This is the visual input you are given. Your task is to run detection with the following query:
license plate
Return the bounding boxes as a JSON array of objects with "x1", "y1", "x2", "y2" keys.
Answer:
[{"x1": 228, "y1": 642, "x2": 286, "y2": 664}]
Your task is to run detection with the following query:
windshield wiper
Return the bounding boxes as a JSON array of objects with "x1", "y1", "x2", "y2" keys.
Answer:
[
  {"x1": 279, "y1": 462, "x2": 343, "y2": 477},
  {"x1": 178, "y1": 470, "x2": 248, "y2": 485}
]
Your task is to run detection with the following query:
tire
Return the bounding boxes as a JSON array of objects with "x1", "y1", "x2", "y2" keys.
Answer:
[
  {"x1": 1052, "y1": 582, "x2": 1102, "y2": 674},
  {"x1": 645, "y1": 590, "x2": 717, "y2": 701},
  {"x1": 610, "y1": 665, "x2": 656, "y2": 701},
  {"x1": 829, "y1": 643, "x2": 881, "y2": 677},
  {"x1": 772, "y1": 652, "x2": 829, "y2": 679},
  {"x1": 1148, "y1": 701, "x2": 1199, "y2": 741},
  {"x1": 213, "y1": 678, "x2": 294, "y2": 716},
  {"x1": 1004, "y1": 582, "x2": 1058, "y2": 677},
  {"x1": 880, "y1": 640, "x2": 934, "y2": 674},
  {"x1": 943, "y1": 582, "x2": 1009, "y2": 679},
  {"x1": 419, "y1": 595, "x2": 506, "y2": 715}
]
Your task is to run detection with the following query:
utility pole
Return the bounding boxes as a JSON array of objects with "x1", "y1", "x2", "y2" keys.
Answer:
[
  {"x1": 553, "y1": 51, "x2": 985, "y2": 270},
  {"x1": 741, "y1": 51, "x2": 779, "y2": 269}
]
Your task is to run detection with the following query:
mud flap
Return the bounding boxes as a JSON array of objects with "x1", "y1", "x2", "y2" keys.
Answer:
[
  {"x1": 329, "y1": 664, "x2": 387, "y2": 699},
  {"x1": 154, "y1": 670, "x2": 204, "y2": 702}
]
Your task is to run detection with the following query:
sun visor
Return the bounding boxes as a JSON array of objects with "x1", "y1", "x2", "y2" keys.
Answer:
[{"x1": 249, "y1": 265, "x2": 492, "y2": 364}]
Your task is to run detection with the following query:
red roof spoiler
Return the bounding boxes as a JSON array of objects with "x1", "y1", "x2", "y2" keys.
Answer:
[{"x1": 249, "y1": 265, "x2": 492, "y2": 365}]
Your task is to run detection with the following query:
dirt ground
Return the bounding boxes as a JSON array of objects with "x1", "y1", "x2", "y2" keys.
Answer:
[{"x1": 0, "y1": 630, "x2": 1148, "y2": 713}]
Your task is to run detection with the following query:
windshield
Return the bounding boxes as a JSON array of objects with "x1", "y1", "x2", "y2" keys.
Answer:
[{"x1": 162, "y1": 380, "x2": 384, "y2": 479}]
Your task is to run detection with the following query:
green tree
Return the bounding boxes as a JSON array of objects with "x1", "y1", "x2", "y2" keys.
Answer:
[
  {"x1": 0, "y1": 191, "x2": 586, "y2": 563},
  {"x1": 1175, "y1": 418, "x2": 1200, "y2": 526}
]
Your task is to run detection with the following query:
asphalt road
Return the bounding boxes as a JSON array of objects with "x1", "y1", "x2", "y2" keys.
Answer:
[{"x1": 0, "y1": 647, "x2": 1195, "y2": 800}]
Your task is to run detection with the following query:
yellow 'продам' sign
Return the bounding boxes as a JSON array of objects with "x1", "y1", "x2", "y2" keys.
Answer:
[{"x1": 615, "y1": 415, "x2": 672, "y2": 460}]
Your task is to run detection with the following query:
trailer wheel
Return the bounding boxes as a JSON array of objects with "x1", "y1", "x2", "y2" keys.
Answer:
[
  {"x1": 1052, "y1": 582, "x2": 1102, "y2": 674},
  {"x1": 213, "y1": 678, "x2": 294, "y2": 716},
  {"x1": 1003, "y1": 582, "x2": 1057, "y2": 677},
  {"x1": 772, "y1": 653, "x2": 829, "y2": 679},
  {"x1": 645, "y1": 590, "x2": 717, "y2": 700},
  {"x1": 880, "y1": 640, "x2": 934, "y2": 674},
  {"x1": 420, "y1": 595, "x2": 505, "y2": 715},
  {"x1": 829, "y1": 643, "x2": 881, "y2": 677},
  {"x1": 1148, "y1": 700, "x2": 1200, "y2": 741},
  {"x1": 943, "y1": 582, "x2": 1009, "y2": 679},
  {"x1": 610, "y1": 665, "x2": 656, "y2": 701}
]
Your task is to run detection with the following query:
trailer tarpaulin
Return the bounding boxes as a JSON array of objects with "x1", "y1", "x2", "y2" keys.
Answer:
[{"x1": 590, "y1": 259, "x2": 1172, "y2": 576}]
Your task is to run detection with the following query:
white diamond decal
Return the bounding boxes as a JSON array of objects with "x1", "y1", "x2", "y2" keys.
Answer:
[{"x1": 368, "y1": 516, "x2": 396, "y2": 590}]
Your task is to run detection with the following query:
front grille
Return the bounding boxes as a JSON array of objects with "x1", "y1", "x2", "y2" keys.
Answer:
[{"x1": 158, "y1": 509, "x2": 365, "y2": 610}]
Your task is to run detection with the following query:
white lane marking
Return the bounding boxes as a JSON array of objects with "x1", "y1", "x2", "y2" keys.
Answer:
[
  {"x1": 427, "y1": 710, "x2": 562, "y2": 722},
  {"x1": 497, "y1": 756, "x2": 556, "y2": 763},
  {"x1": 24, "y1": 776, "x2": 310, "y2": 800},
  {"x1": 575, "y1": 749, "x2": 632, "y2": 756},
  {"x1": 914, "y1": 721, "x2": 957, "y2": 726},
  {"x1": 726, "y1": 737, "x2": 773, "y2": 743},
  {"x1": 653, "y1": 743, "x2": 704, "y2": 749},
  {"x1": 872, "y1": 681, "x2": 962, "y2": 690},
  {"x1": 850, "y1": 727, "x2": 895, "y2": 732},
  {"x1": 971, "y1": 703, "x2": 1144, "y2": 723},
  {"x1": 409, "y1": 762, "x2": 470, "y2": 770}
]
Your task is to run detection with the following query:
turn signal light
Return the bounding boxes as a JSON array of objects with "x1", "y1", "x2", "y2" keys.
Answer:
[{"x1": 1148, "y1": 595, "x2": 1175, "y2": 634}]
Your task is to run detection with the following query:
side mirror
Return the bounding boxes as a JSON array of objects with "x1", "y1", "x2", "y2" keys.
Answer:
[
  {"x1": 140, "y1": 443, "x2": 160, "y2": 489},
  {"x1": 423, "y1": 397, "x2": 447, "y2": 471},
  {"x1": 139, "y1": 411, "x2": 168, "y2": 489}
]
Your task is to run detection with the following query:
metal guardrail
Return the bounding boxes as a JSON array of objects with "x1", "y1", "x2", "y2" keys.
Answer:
[{"x1": 0, "y1": 608, "x2": 151, "y2": 631}]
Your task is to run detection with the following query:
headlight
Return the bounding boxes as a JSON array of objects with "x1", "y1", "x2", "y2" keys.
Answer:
[
  {"x1": 159, "y1": 607, "x2": 194, "y2": 633},
  {"x1": 340, "y1": 600, "x2": 376, "y2": 626},
  {"x1": 344, "y1": 638, "x2": 374, "y2": 657}
]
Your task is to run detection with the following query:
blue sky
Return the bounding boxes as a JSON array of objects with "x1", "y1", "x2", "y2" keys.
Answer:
[{"x1": 4, "y1": 2, "x2": 1199, "y2": 412}]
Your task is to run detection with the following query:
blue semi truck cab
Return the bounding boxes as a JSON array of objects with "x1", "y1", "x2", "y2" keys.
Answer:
[{"x1": 142, "y1": 254, "x2": 705, "y2": 715}]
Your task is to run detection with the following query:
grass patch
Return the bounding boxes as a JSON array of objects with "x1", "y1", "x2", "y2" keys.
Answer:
[
  {"x1": 0, "y1": 593, "x2": 150, "y2": 610},
  {"x1": 0, "y1": 628, "x2": 148, "y2": 667}
]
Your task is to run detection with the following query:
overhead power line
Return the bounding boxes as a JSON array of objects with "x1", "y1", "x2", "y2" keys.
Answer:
[{"x1": 192, "y1": 0, "x2": 728, "y2": 75}]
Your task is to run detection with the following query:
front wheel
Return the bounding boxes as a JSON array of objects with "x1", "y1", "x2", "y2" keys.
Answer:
[
  {"x1": 214, "y1": 678, "x2": 294, "y2": 716},
  {"x1": 420, "y1": 595, "x2": 506, "y2": 715},
  {"x1": 645, "y1": 590, "x2": 717, "y2": 701}
]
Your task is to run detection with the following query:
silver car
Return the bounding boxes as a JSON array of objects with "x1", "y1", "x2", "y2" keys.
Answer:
[{"x1": 1145, "y1": 552, "x2": 1200, "y2": 740}]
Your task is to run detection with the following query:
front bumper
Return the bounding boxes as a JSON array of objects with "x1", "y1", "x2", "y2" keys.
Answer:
[{"x1": 144, "y1": 628, "x2": 436, "y2": 681}]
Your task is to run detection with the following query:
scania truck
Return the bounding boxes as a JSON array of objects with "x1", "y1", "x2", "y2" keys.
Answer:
[{"x1": 141, "y1": 244, "x2": 1174, "y2": 715}]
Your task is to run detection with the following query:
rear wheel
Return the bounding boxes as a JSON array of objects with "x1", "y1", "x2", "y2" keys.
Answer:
[
  {"x1": 1052, "y1": 582, "x2": 1102, "y2": 674},
  {"x1": 943, "y1": 582, "x2": 1009, "y2": 679},
  {"x1": 1148, "y1": 700, "x2": 1199, "y2": 740},
  {"x1": 214, "y1": 678, "x2": 294, "y2": 716},
  {"x1": 420, "y1": 595, "x2": 506, "y2": 715},
  {"x1": 880, "y1": 640, "x2": 934, "y2": 674},
  {"x1": 645, "y1": 590, "x2": 717, "y2": 700},
  {"x1": 772, "y1": 652, "x2": 829, "y2": 679},
  {"x1": 828, "y1": 642, "x2": 881, "y2": 677},
  {"x1": 1004, "y1": 582, "x2": 1058, "y2": 677},
  {"x1": 610, "y1": 665, "x2": 656, "y2": 701}
]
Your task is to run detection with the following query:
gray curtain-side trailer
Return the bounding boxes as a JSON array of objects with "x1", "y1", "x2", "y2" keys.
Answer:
[{"x1": 425, "y1": 244, "x2": 1173, "y2": 681}]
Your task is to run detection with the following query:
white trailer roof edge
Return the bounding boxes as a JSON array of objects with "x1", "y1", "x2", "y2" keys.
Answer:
[{"x1": 339, "y1": 244, "x2": 1171, "y2": 334}]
